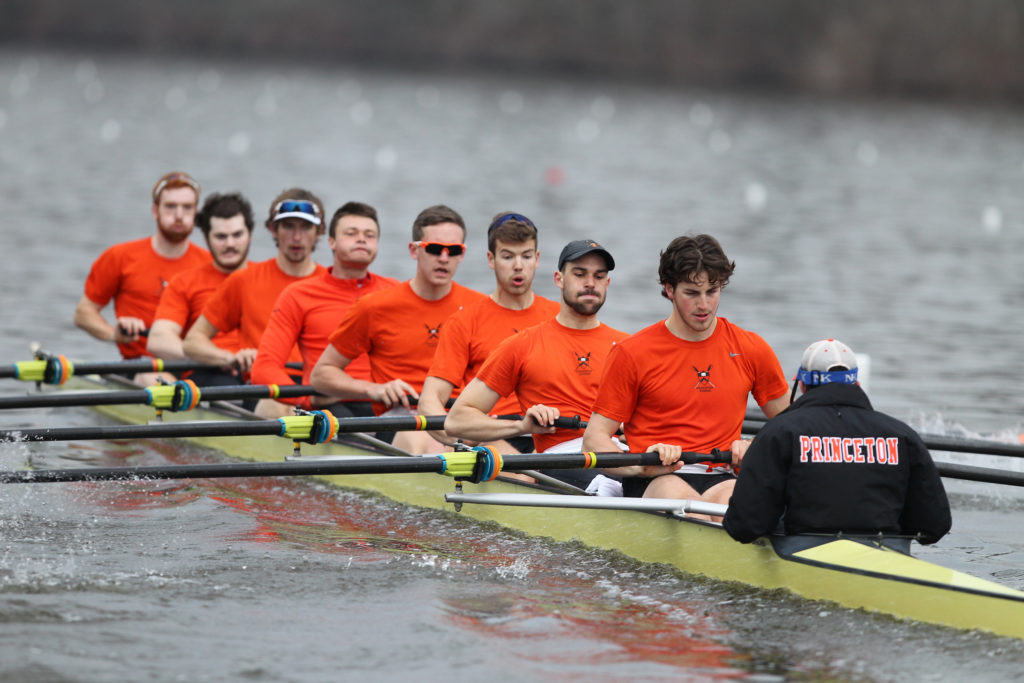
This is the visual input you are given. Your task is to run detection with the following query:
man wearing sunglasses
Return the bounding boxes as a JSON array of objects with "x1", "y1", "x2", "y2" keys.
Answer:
[
  {"x1": 183, "y1": 189, "x2": 327, "y2": 400},
  {"x1": 146, "y1": 192, "x2": 254, "y2": 380},
  {"x1": 418, "y1": 212, "x2": 558, "y2": 455},
  {"x1": 74, "y1": 171, "x2": 211, "y2": 370},
  {"x1": 251, "y1": 202, "x2": 398, "y2": 418},
  {"x1": 446, "y1": 239, "x2": 627, "y2": 481},
  {"x1": 312, "y1": 204, "x2": 486, "y2": 452}
]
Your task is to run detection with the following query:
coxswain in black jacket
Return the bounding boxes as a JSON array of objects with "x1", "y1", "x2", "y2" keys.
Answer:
[{"x1": 722, "y1": 382, "x2": 952, "y2": 544}]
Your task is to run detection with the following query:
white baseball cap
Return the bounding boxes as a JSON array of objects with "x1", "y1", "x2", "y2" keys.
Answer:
[{"x1": 797, "y1": 338, "x2": 858, "y2": 385}]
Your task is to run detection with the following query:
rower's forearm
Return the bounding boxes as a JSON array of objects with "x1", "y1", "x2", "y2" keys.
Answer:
[
  {"x1": 181, "y1": 335, "x2": 234, "y2": 366},
  {"x1": 73, "y1": 306, "x2": 115, "y2": 343},
  {"x1": 416, "y1": 393, "x2": 446, "y2": 417},
  {"x1": 146, "y1": 331, "x2": 186, "y2": 360},
  {"x1": 310, "y1": 366, "x2": 370, "y2": 401},
  {"x1": 446, "y1": 410, "x2": 521, "y2": 442}
]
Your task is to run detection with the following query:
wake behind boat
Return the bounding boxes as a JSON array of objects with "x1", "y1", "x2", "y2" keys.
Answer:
[{"x1": 4, "y1": 372, "x2": 1023, "y2": 640}]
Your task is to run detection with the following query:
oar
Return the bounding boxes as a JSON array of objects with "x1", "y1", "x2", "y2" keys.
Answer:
[
  {"x1": 0, "y1": 414, "x2": 585, "y2": 443},
  {"x1": 0, "y1": 449, "x2": 729, "y2": 484},
  {"x1": 934, "y1": 462, "x2": 1024, "y2": 487},
  {"x1": 741, "y1": 420, "x2": 1024, "y2": 459},
  {"x1": 0, "y1": 383, "x2": 320, "y2": 410},
  {"x1": 1, "y1": 355, "x2": 304, "y2": 384},
  {"x1": 1, "y1": 357, "x2": 225, "y2": 383}
]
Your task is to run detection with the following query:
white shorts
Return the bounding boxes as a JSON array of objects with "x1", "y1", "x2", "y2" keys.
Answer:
[{"x1": 544, "y1": 436, "x2": 626, "y2": 497}]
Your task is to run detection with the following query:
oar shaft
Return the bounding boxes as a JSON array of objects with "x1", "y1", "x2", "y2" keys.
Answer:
[
  {"x1": 0, "y1": 415, "x2": 585, "y2": 442},
  {"x1": 935, "y1": 462, "x2": 1024, "y2": 487},
  {"x1": 0, "y1": 357, "x2": 303, "y2": 381},
  {"x1": 0, "y1": 384, "x2": 318, "y2": 410},
  {"x1": 0, "y1": 450, "x2": 729, "y2": 484},
  {"x1": 741, "y1": 421, "x2": 1024, "y2": 460},
  {"x1": 0, "y1": 359, "x2": 215, "y2": 378},
  {"x1": 1, "y1": 420, "x2": 285, "y2": 442}
]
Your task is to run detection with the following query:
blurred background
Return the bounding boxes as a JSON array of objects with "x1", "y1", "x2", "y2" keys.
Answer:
[{"x1": 5, "y1": 0, "x2": 1024, "y2": 101}]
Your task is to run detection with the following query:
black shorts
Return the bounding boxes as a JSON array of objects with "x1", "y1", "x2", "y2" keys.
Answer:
[
  {"x1": 505, "y1": 435, "x2": 536, "y2": 454},
  {"x1": 318, "y1": 401, "x2": 376, "y2": 418},
  {"x1": 184, "y1": 368, "x2": 244, "y2": 387},
  {"x1": 622, "y1": 471, "x2": 735, "y2": 498}
]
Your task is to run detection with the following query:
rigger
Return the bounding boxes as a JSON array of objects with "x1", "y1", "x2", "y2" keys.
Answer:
[{"x1": 799, "y1": 435, "x2": 900, "y2": 465}]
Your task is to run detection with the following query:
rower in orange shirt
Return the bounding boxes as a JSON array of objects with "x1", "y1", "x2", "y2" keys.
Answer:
[
  {"x1": 311, "y1": 205, "x2": 486, "y2": 453},
  {"x1": 74, "y1": 171, "x2": 211, "y2": 382},
  {"x1": 446, "y1": 239, "x2": 627, "y2": 487},
  {"x1": 183, "y1": 188, "x2": 327, "y2": 414},
  {"x1": 146, "y1": 192, "x2": 254, "y2": 385},
  {"x1": 583, "y1": 234, "x2": 790, "y2": 515},
  {"x1": 419, "y1": 212, "x2": 558, "y2": 453},
  {"x1": 251, "y1": 201, "x2": 398, "y2": 417}
]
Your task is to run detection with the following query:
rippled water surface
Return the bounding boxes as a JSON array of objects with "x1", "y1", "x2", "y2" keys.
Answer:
[{"x1": 2, "y1": 48, "x2": 1024, "y2": 681}]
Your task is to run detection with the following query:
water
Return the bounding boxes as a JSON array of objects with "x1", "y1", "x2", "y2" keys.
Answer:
[{"x1": 2, "y1": 48, "x2": 1024, "y2": 680}]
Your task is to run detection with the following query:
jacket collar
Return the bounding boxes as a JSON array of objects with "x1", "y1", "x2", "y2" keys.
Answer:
[{"x1": 787, "y1": 382, "x2": 873, "y2": 413}]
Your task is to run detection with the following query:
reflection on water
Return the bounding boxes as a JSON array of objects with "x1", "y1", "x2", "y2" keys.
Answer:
[{"x1": 3, "y1": 430, "x2": 1024, "y2": 680}]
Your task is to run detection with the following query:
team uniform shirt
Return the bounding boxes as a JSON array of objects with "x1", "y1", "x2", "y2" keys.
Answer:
[
  {"x1": 251, "y1": 268, "x2": 398, "y2": 408},
  {"x1": 201, "y1": 258, "x2": 326, "y2": 364},
  {"x1": 327, "y1": 281, "x2": 486, "y2": 414},
  {"x1": 722, "y1": 383, "x2": 952, "y2": 544},
  {"x1": 154, "y1": 262, "x2": 242, "y2": 353},
  {"x1": 83, "y1": 237, "x2": 211, "y2": 358},
  {"x1": 475, "y1": 319, "x2": 628, "y2": 453},
  {"x1": 592, "y1": 317, "x2": 789, "y2": 474},
  {"x1": 426, "y1": 294, "x2": 559, "y2": 416}
]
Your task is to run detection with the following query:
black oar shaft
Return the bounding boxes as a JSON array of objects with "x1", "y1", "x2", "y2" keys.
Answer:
[
  {"x1": 0, "y1": 384, "x2": 318, "y2": 410},
  {"x1": 935, "y1": 462, "x2": 1024, "y2": 487},
  {"x1": 741, "y1": 421, "x2": 1024, "y2": 460},
  {"x1": 0, "y1": 450, "x2": 728, "y2": 484},
  {"x1": 919, "y1": 436, "x2": 1024, "y2": 459},
  {"x1": 0, "y1": 415, "x2": 584, "y2": 442},
  {"x1": 0, "y1": 359, "x2": 216, "y2": 378},
  {"x1": 1, "y1": 420, "x2": 285, "y2": 442}
]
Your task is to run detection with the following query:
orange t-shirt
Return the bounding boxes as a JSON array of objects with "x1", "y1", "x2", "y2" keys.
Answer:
[
  {"x1": 426, "y1": 294, "x2": 559, "y2": 415},
  {"x1": 201, "y1": 258, "x2": 326, "y2": 363},
  {"x1": 475, "y1": 319, "x2": 628, "y2": 452},
  {"x1": 251, "y1": 268, "x2": 399, "y2": 407},
  {"x1": 154, "y1": 261, "x2": 242, "y2": 353},
  {"x1": 83, "y1": 237, "x2": 211, "y2": 358},
  {"x1": 327, "y1": 281, "x2": 486, "y2": 413},
  {"x1": 591, "y1": 317, "x2": 789, "y2": 470}
]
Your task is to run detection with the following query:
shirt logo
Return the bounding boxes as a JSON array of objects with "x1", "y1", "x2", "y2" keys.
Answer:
[
  {"x1": 729, "y1": 352, "x2": 741, "y2": 358},
  {"x1": 693, "y1": 364, "x2": 715, "y2": 391},
  {"x1": 573, "y1": 350, "x2": 592, "y2": 374},
  {"x1": 425, "y1": 323, "x2": 442, "y2": 347}
]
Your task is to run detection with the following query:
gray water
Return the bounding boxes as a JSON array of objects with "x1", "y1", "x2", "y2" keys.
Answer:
[{"x1": 2, "y1": 48, "x2": 1024, "y2": 681}]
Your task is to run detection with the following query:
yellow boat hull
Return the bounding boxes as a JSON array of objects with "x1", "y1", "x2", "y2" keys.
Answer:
[{"x1": 63, "y1": 378, "x2": 1024, "y2": 639}]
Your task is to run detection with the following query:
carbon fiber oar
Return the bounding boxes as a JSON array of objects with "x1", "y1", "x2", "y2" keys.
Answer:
[
  {"x1": 0, "y1": 384, "x2": 319, "y2": 410},
  {"x1": 1, "y1": 357, "x2": 223, "y2": 382},
  {"x1": 934, "y1": 462, "x2": 1024, "y2": 487},
  {"x1": 1, "y1": 355, "x2": 303, "y2": 383},
  {"x1": 0, "y1": 449, "x2": 728, "y2": 484},
  {"x1": 741, "y1": 420, "x2": 1024, "y2": 459},
  {"x1": 0, "y1": 415, "x2": 585, "y2": 443}
]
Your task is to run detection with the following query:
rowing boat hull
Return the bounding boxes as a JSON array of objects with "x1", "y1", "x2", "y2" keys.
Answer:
[{"x1": 59, "y1": 377, "x2": 1024, "y2": 639}]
